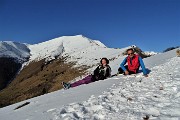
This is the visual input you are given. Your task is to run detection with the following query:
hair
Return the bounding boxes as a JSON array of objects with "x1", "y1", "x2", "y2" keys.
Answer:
[
  {"x1": 100, "y1": 57, "x2": 109, "y2": 65},
  {"x1": 126, "y1": 48, "x2": 134, "y2": 53}
]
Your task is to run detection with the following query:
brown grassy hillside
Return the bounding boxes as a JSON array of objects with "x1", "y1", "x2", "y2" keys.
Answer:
[{"x1": 0, "y1": 58, "x2": 88, "y2": 108}]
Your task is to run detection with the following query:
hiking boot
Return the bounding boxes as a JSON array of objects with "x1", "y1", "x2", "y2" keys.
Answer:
[{"x1": 62, "y1": 82, "x2": 71, "y2": 89}]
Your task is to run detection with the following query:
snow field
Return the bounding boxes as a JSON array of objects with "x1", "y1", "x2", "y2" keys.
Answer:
[{"x1": 52, "y1": 57, "x2": 180, "y2": 120}]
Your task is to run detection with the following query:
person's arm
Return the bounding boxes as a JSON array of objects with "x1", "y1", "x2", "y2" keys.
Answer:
[
  {"x1": 93, "y1": 66, "x2": 99, "y2": 76},
  {"x1": 120, "y1": 57, "x2": 127, "y2": 72},
  {"x1": 105, "y1": 67, "x2": 111, "y2": 78},
  {"x1": 138, "y1": 57, "x2": 148, "y2": 75}
]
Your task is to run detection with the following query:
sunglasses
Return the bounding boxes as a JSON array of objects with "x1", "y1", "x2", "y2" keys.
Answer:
[{"x1": 128, "y1": 53, "x2": 134, "y2": 55}]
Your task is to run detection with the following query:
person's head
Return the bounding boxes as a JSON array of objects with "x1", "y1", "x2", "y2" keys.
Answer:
[
  {"x1": 100, "y1": 57, "x2": 109, "y2": 66},
  {"x1": 126, "y1": 48, "x2": 135, "y2": 58}
]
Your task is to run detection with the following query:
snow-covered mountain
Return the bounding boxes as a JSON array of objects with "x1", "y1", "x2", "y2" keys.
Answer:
[
  {"x1": 28, "y1": 35, "x2": 123, "y2": 69},
  {"x1": 0, "y1": 35, "x2": 155, "y2": 70},
  {"x1": 0, "y1": 35, "x2": 179, "y2": 119},
  {"x1": 0, "y1": 35, "x2": 107, "y2": 63},
  {"x1": 0, "y1": 47, "x2": 179, "y2": 120},
  {"x1": 27, "y1": 35, "x2": 108, "y2": 64},
  {"x1": 2, "y1": 35, "x2": 175, "y2": 114},
  {"x1": 0, "y1": 41, "x2": 30, "y2": 62},
  {"x1": 0, "y1": 35, "x2": 159, "y2": 93},
  {"x1": 0, "y1": 41, "x2": 30, "y2": 90},
  {"x1": 0, "y1": 35, "x2": 138, "y2": 75},
  {"x1": 26, "y1": 35, "x2": 155, "y2": 74},
  {"x1": 0, "y1": 35, "x2": 136, "y2": 108}
]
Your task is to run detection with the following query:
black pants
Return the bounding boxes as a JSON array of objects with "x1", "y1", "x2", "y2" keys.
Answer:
[{"x1": 118, "y1": 65, "x2": 138, "y2": 75}]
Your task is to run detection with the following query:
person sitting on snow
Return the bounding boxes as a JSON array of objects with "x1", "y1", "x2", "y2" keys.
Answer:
[
  {"x1": 118, "y1": 48, "x2": 148, "y2": 77},
  {"x1": 62, "y1": 58, "x2": 111, "y2": 89}
]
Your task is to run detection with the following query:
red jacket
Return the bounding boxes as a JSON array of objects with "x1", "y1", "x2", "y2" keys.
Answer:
[{"x1": 127, "y1": 54, "x2": 140, "y2": 73}]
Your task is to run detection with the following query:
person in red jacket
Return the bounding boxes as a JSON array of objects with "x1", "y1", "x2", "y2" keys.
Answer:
[{"x1": 118, "y1": 48, "x2": 148, "y2": 77}]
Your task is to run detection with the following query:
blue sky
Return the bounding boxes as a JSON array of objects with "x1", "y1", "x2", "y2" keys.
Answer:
[{"x1": 0, "y1": 0, "x2": 179, "y2": 52}]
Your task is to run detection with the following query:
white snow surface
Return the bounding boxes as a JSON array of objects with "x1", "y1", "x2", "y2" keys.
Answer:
[
  {"x1": 0, "y1": 41, "x2": 30, "y2": 62},
  {"x1": 144, "y1": 51, "x2": 158, "y2": 56},
  {"x1": 0, "y1": 49, "x2": 179, "y2": 120}
]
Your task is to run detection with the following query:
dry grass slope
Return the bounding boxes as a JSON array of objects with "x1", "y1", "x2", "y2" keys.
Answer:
[
  {"x1": 0, "y1": 58, "x2": 89, "y2": 108},
  {"x1": 176, "y1": 49, "x2": 180, "y2": 57}
]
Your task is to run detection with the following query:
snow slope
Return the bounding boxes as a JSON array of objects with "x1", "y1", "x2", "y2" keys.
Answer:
[
  {"x1": 0, "y1": 49, "x2": 179, "y2": 120},
  {"x1": 27, "y1": 38, "x2": 64, "y2": 62},
  {"x1": 144, "y1": 51, "x2": 158, "y2": 56},
  {"x1": 0, "y1": 41, "x2": 30, "y2": 62}
]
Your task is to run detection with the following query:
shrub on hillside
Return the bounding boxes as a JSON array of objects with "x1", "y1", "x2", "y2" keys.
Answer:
[{"x1": 176, "y1": 49, "x2": 180, "y2": 57}]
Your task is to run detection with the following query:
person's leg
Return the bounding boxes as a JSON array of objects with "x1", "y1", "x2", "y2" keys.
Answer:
[
  {"x1": 118, "y1": 67, "x2": 124, "y2": 74},
  {"x1": 70, "y1": 75, "x2": 93, "y2": 88},
  {"x1": 126, "y1": 67, "x2": 136, "y2": 75},
  {"x1": 118, "y1": 65, "x2": 128, "y2": 74},
  {"x1": 128, "y1": 71, "x2": 136, "y2": 75},
  {"x1": 118, "y1": 65, "x2": 137, "y2": 75},
  {"x1": 128, "y1": 67, "x2": 139, "y2": 75}
]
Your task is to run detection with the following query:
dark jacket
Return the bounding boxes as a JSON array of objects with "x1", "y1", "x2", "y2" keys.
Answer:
[{"x1": 91, "y1": 65, "x2": 111, "y2": 82}]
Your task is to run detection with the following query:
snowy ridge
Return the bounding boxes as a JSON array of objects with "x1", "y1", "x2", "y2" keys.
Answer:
[
  {"x1": 0, "y1": 35, "x2": 139, "y2": 76},
  {"x1": 91, "y1": 40, "x2": 107, "y2": 48},
  {"x1": 0, "y1": 41, "x2": 30, "y2": 62},
  {"x1": 0, "y1": 35, "x2": 139, "y2": 73},
  {"x1": 27, "y1": 35, "x2": 108, "y2": 63},
  {"x1": 144, "y1": 51, "x2": 158, "y2": 56},
  {"x1": 26, "y1": 35, "x2": 128, "y2": 74},
  {"x1": 0, "y1": 36, "x2": 157, "y2": 67},
  {"x1": 28, "y1": 38, "x2": 64, "y2": 62},
  {"x1": 0, "y1": 49, "x2": 179, "y2": 120},
  {"x1": 0, "y1": 35, "x2": 108, "y2": 64}
]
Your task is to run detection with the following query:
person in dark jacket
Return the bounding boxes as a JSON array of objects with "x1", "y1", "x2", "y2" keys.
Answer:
[
  {"x1": 118, "y1": 48, "x2": 148, "y2": 77},
  {"x1": 62, "y1": 58, "x2": 111, "y2": 89}
]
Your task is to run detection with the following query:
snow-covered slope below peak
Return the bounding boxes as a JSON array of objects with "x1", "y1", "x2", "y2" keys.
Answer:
[
  {"x1": 28, "y1": 38, "x2": 64, "y2": 62},
  {"x1": 91, "y1": 40, "x2": 107, "y2": 48},
  {"x1": 143, "y1": 48, "x2": 178, "y2": 68},
  {"x1": 0, "y1": 41, "x2": 30, "y2": 62},
  {"x1": 60, "y1": 35, "x2": 107, "y2": 53}
]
